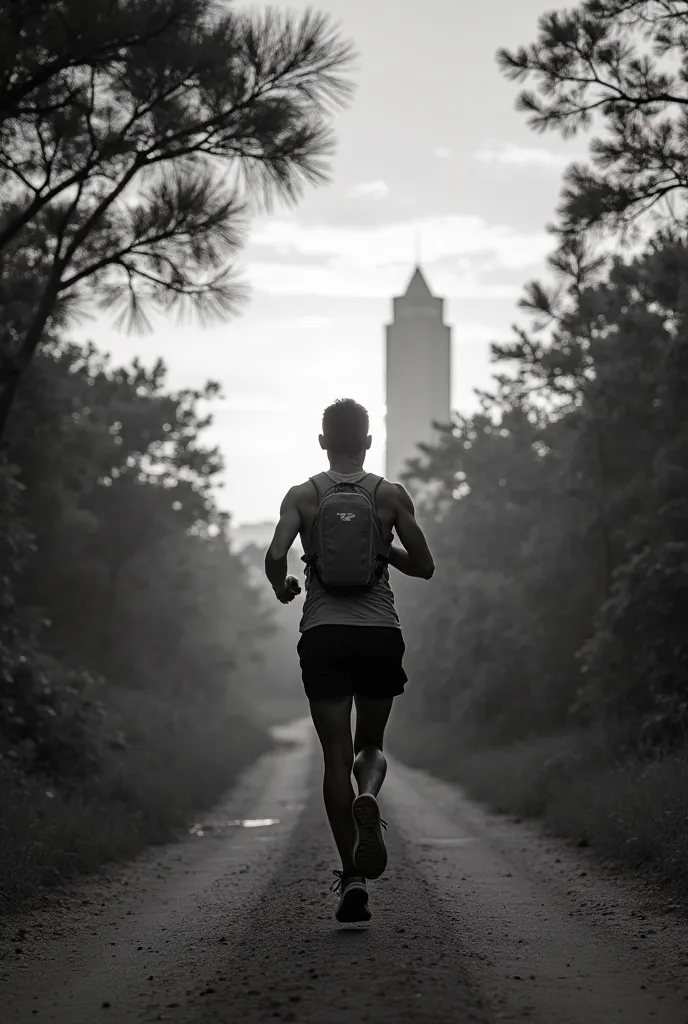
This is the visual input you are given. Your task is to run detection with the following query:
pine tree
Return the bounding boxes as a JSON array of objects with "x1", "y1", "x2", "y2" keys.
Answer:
[{"x1": 0, "y1": 0, "x2": 355, "y2": 441}]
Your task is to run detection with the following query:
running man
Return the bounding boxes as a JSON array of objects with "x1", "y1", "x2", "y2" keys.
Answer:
[{"x1": 264, "y1": 399, "x2": 435, "y2": 923}]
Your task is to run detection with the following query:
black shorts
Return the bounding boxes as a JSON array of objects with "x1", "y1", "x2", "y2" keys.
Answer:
[{"x1": 297, "y1": 625, "x2": 407, "y2": 701}]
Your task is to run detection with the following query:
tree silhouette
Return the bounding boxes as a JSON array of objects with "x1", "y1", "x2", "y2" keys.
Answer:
[
  {"x1": 0, "y1": 0, "x2": 355, "y2": 440},
  {"x1": 498, "y1": 1, "x2": 688, "y2": 242}
]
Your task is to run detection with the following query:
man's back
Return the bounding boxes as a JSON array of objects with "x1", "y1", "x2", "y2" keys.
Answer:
[{"x1": 296, "y1": 469, "x2": 400, "y2": 632}]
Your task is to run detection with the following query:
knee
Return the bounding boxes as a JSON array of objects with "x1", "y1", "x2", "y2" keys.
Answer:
[{"x1": 323, "y1": 745, "x2": 354, "y2": 775}]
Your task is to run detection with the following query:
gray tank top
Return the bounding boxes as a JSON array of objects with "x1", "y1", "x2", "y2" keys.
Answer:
[{"x1": 299, "y1": 470, "x2": 400, "y2": 632}]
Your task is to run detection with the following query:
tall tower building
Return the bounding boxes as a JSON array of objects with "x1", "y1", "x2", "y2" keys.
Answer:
[{"x1": 385, "y1": 266, "x2": 452, "y2": 481}]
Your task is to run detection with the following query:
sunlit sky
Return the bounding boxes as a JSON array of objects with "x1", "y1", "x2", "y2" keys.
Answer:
[{"x1": 74, "y1": 0, "x2": 578, "y2": 526}]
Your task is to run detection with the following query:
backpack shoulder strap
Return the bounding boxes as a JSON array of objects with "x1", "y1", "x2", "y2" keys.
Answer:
[
  {"x1": 356, "y1": 473, "x2": 384, "y2": 508},
  {"x1": 310, "y1": 472, "x2": 336, "y2": 504},
  {"x1": 304, "y1": 473, "x2": 333, "y2": 564},
  {"x1": 359, "y1": 475, "x2": 389, "y2": 564}
]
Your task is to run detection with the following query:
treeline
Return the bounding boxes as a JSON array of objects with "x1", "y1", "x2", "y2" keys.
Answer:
[
  {"x1": 0, "y1": 339, "x2": 274, "y2": 903},
  {"x1": 394, "y1": 232, "x2": 687, "y2": 753},
  {"x1": 0, "y1": 0, "x2": 353, "y2": 905},
  {"x1": 389, "y1": 0, "x2": 688, "y2": 883}
]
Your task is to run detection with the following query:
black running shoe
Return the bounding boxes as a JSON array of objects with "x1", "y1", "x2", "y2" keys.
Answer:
[
  {"x1": 352, "y1": 793, "x2": 388, "y2": 880},
  {"x1": 331, "y1": 870, "x2": 371, "y2": 923}
]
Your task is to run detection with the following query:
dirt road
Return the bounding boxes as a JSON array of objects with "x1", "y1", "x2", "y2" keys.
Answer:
[{"x1": 3, "y1": 718, "x2": 688, "y2": 1023}]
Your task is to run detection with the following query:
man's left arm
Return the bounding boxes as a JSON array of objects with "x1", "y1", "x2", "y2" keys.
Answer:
[{"x1": 264, "y1": 486, "x2": 302, "y2": 603}]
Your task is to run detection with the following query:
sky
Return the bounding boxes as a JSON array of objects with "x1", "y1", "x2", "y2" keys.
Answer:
[{"x1": 74, "y1": 0, "x2": 579, "y2": 526}]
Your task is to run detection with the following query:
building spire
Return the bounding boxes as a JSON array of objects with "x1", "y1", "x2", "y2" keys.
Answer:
[{"x1": 403, "y1": 265, "x2": 433, "y2": 300}]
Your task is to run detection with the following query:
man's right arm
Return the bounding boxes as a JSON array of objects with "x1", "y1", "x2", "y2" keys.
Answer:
[
  {"x1": 387, "y1": 483, "x2": 435, "y2": 580},
  {"x1": 264, "y1": 486, "x2": 303, "y2": 602}
]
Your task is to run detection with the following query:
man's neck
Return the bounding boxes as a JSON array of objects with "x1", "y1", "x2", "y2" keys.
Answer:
[{"x1": 327, "y1": 457, "x2": 365, "y2": 475}]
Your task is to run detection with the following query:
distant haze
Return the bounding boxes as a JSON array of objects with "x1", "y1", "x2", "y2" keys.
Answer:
[{"x1": 231, "y1": 522, "x2": 279, "y2": 552}]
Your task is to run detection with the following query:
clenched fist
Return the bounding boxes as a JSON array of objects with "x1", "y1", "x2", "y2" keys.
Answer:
[{"x1": 274, "y1": 575, "x2": 301, "y2": 604}]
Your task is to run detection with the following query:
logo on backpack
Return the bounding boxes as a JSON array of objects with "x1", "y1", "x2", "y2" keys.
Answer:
[{"x1": 303, "y1": 473, "x2": 388, "y2": 594}]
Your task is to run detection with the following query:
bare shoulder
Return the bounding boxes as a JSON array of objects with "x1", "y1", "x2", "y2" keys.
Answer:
[
  {"x1": 377, "y1": 478, "x2": 413, "y2": 511},
  {"x1": 282, "y1": 479, "x2": 316, "y2": 512}
]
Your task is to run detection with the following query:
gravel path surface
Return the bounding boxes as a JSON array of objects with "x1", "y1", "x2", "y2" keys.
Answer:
[{"x1": 3, "y1": 718, "x2": 688, "y2": 1023}]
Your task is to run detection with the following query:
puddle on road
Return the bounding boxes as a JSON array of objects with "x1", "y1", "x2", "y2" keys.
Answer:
[
  {"x1": 189, "y1": 818, "x2": 280, "y2": 837},
  {"x1": 416, "y1": 837, "x2": 477, "y2": 847}
]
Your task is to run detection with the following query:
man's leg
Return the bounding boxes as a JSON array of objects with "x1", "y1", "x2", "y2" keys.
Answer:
[
  {"x1": 352, "y1": 694, "x2": 394, "y2": 797},
  {"x1": 309, "y1": 696, "x2": 356, "y2": 875},
  {"x1": 350, "y1": 695, "x2": 394, "y2": 880}
]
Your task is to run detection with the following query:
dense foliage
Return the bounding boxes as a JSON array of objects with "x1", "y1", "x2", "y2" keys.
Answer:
[
  {"x1": 393, "y1": 234, "x2": 688, "y2": 758},
  {"x1": 391, "y1": 0, "x2": 688, "y2": 764},
  {"x1": 0, "y1": 337, "x2": 270, "y2": 782}
]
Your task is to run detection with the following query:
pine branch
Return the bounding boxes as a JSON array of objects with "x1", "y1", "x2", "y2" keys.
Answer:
[
  {"x1": 0, "y1": 0, "x2": 356, "y2": 441},
  {"x1": 497, "y1": 0, "x2": 688, "y2": 238}
]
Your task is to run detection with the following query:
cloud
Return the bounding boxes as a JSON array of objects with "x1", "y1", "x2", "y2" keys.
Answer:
[
  {"x1": 346, "y1": 180, "x2": 390, "y2": 200},
  {"x1": 246, "y1": 261, "x2": 522, "y2": 300},
  {"x1": 249, "y1": 214, "x2": 550, "y2": 272},
  {"x1": 474, "y1": 143, "x2": 575, "y2": 169},
  {"x1": 433, "y1": 146, "x2": 452, "y2": 160},
  {"x1": 243, "y1": 212, "x2": 553, "y2": 299}
]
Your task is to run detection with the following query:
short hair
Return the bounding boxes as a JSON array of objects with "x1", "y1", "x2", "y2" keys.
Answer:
[{"x1": 322, "y1": 399, "x2": 370, "y2": 456}]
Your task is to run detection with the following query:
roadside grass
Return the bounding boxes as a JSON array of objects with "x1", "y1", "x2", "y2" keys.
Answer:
[
  {"x1": 0, "y1": 713, "x2": 272, "y2": 910},
  {"x1": 391, "y1": 725, "x2": 688, "y2": 892}
]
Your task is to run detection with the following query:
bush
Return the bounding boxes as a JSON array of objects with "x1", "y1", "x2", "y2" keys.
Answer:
[
  {"x1": 449, "y1": 731, "x2": 605, "y2": 819},
  {"x1": 577, "y1": 542, "x2": 688, "y2": 747},
  {"x1": 0, "y1": 636, "x2": 109, "y2": 778}
]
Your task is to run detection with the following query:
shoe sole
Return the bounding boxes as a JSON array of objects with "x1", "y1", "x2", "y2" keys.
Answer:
[
  {"x1": 352, "y1": 793, "x2": 387, "y2": 880},
  {"x1": 335, "y1": 882, "x2": 371, "y2": 924}
]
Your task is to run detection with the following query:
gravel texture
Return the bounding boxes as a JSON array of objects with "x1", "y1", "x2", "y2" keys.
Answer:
[{"x1": 2, "y1": 717, "x2": 688, "y2": 1024}]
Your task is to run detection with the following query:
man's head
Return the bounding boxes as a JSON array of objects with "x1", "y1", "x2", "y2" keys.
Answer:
[{"x1": 320, "y1": 398, "x2": 371, "y2": 460}]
